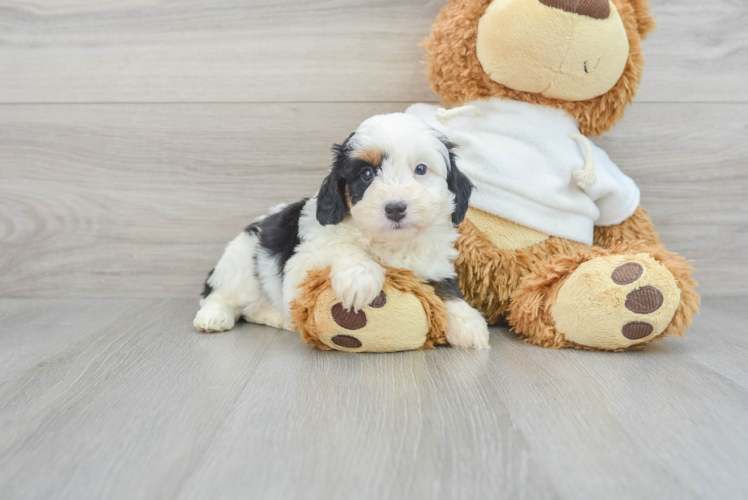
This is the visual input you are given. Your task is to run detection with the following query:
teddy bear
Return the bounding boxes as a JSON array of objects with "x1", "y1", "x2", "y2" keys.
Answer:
[{"x1": 291, "y1": 0, "x2": 699, "y2": 352}]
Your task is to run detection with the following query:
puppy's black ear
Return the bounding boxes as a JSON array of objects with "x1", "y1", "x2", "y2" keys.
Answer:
[
  {"x1": 316, "y1": 134, "x2": 353, "y2": 226},
  {"x1": 444, "y1": 142, "x2": 473, "y2": 227}
]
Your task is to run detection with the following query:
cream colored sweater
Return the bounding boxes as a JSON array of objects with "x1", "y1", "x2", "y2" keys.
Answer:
[{"x1": 407, "y1": 99, "x2": 640, "y2": 246}]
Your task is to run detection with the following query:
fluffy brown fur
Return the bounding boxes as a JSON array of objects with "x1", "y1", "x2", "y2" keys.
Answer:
[
  {"x1": 628, "y1": 0, "x2": 657, "y2": 38},
  {"x1": 508, "y1": 241, "x2": 700, "y2": 351},
  {"x1": 290, "y1": 268, "x2": 337, "y2": 350},
  {"x1": 458, "y1": 208, "x2": 699, "y2": 349},
  {"x1": 290, "y1": 267, "x2": 450, "y2": 351},
  {"x1": 593, "y1": 205, "x2": 661, "y2": 247},
  {"x1": 423, "y1": 0, "x2": 654, "y2": 136},
  {"x1": 455, "y1": 218, "x2": 587, "y2": 324},
  {"x1": 355, "y1": 147, "x2": 383, "y2": 167}
]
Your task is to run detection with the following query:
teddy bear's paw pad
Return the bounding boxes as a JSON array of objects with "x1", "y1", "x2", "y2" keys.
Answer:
[
  {"x1": 552, "y1": 254, "x2": 681, "y2": 350},
  {"x1": 331, "y1": 304, "x2": 367, "y2": 330},
  {"x1": 369, "y1": 291, "x2": 387, "y2": 308},
  {"x1": 611, "y1": 262, "x2": 643, "y2": 285},
  {"x1": 329, "y1": 291, "x2": 386, "y2": 332},
  {"x1": 313, "y1": 287, "x2": 429, "y2": 352},
  {"x1": 622, "y1": 321, "x2": 654, "y2": 340},
  {"x1": 331, "y1": 335, "x2": 363, "y2": 349},
  {"x1": 624, "y1": 286, "x2": 664, "y2": 314}
]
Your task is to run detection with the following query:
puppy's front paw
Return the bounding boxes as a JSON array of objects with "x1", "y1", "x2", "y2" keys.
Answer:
[
  {"x1": 331, "y1": 261, "x2": 386, "y2": 312},
  {"x1": 194, "y1": 304, "x2": 236, "y2": 333},
  {"x1": 445, "y1": 300, "x2": 490, "y2": 349}
]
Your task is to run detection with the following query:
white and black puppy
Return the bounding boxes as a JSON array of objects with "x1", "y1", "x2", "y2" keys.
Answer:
[{"x1": 194, "y1": 113, "x2": 489, "y2": 349}]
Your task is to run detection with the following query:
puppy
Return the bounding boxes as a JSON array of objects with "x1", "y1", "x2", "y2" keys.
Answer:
[{"x1": 194, "y1": 113, "x2": 489, "y2": 349}]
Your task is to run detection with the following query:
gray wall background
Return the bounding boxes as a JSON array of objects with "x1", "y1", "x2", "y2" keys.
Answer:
[{"x1": 1, "y1": 0, "x2": 746, "y2": 299}]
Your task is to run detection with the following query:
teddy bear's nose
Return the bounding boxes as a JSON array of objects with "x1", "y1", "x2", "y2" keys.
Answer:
[{"x1": 538, "y1": 0, "x2": 610, "y2": 20}]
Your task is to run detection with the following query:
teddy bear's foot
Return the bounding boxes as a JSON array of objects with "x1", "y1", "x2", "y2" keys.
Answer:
[
  {"x1": 552, "y1": 254, "x2": 681, "y2": 350},
  {"x1": 290, "y1": 267, "x2": 449, "y2": 352},
  {"x1": 309, "y1": 287, "x2": 432, "y2": 352},
  {"x1": 510, "y1": 243, "x2": 699, "y2": 351}
]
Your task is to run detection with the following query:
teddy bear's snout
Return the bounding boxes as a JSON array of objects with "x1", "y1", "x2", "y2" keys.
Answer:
[
  {"x1": 475, "y1": 0, "x2": 629, "y2": 101},
  {"x1": 538, "y1": 0, "x2": 610, "y2": 20}
]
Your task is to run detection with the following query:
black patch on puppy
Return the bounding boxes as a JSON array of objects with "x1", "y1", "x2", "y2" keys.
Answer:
[
  {"x1": 201, "y1": 268, "x2": 215, "y2": 298},
  {"x1": 442, "y1": 140, "x2": 474, "y2": 227},
  {"x1": 317, "y1": 134, "x2": 354, "y2": 226},
  {"x1": 256, "y1": 199, "x2": 308, "y2": 273},
  {"x1": 346, "y1": 156, "x2": 383, "y2": 205},
  {"x1": 426, "y1": 278, "x2": 464, "y2": 301},
  {"x1": 317, "y1": 132, "x2": 382, "y2": 225}
]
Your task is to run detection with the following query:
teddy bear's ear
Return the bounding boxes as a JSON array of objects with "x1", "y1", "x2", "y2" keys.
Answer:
[{"x1": 627, "y1": 0, "x2": 657, "y2": 39}]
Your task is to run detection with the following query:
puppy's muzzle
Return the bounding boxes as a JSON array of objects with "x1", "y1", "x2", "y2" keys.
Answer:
[{"x1": 384, "y1": 201, "x2": 407, "y2": 223}]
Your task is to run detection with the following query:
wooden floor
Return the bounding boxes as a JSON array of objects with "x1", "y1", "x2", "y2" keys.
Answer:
[
  {"x1": 2, "y1": 0, "x2": 748, "y2": 498},
  {"x1": 0, "y1": 297, "x2": 746, "y2": 499}
]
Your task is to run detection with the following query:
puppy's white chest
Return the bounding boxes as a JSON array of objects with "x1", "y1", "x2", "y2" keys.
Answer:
[
  {"x1": 369, "y1": 240, "x2": 455, "y2": 282},
  {"x1": 372, "y1": 249, "x2": 413, "y2": 271}
]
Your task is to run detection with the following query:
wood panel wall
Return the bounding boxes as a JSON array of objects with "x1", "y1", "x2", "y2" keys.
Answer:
[{"x1": 1, "y1": 0, "x2": 747, "y2": 298}]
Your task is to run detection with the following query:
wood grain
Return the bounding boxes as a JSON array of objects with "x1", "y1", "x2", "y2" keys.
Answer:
[
  {"x1": 0, "y1": 297, "x2": 745, "y2": 499},
  {"x1": 0, "y1": 0, "x2": 745, "y2": 104},
  {"x1": 1, "y1": 102, "x2": 745, "y2": 298},
  {"x1": 0, "y1": 1, "x2": 745, "y2": 498}
]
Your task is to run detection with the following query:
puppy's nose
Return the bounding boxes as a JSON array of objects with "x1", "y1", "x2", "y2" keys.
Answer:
[
  {"x1": 384, "y1": 201, "x2": 407, "y2": 222},
  {"x1": 538, "y1": 0, "x2": 610, "y2": 20}
]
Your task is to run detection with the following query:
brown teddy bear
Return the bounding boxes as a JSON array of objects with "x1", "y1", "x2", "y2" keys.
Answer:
[
  {"x1": 292, "y1": 0, "x2": 699, "y2": 352},
  {"x1": 410, "y1": 0, "x2": 699, "y2": 351}
]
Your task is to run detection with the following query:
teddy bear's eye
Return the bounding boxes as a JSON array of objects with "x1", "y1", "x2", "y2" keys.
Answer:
[
  {"x1": 415, "y1": 164, "x2": 428, "y2": 176},
  {"x1": 361, "y1": 167, "x2": 375, "y2": 182}
]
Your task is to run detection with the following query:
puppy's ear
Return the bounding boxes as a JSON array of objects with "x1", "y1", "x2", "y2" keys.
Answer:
[
  {"x1": 316, "y1": 134, "x2": 353, "y2": 226},
  {"x1": 444, "y1": 142, "x2": 473, "y2": 227}
]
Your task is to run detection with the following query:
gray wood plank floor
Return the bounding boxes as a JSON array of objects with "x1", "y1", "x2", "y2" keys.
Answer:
[{"x1": 0, "y1": 298, "x2": 746, "y2": 500}]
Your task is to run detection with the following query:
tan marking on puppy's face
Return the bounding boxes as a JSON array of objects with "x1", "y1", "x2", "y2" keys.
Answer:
[
  {"x1": 345, "y1": 186, "x2": 352, "y2": 209},
  {"x1": 354, "y1": 147, "x2": 383, "y2": 168}
]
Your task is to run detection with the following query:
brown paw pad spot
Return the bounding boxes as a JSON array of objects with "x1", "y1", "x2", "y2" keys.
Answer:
[
  {"x1": 332, "y1": 335, "x2": 363, "y2": 349},
  {"x1": 625, "y1": 286, "x2": 664, "y2": 314},
  {"x1": 331, "y1": 303, "x2": 367, "y2": 330},
  {"x1": 622, "y1": 321, "x2": 654, "y2": 340},
  {"x1": 369, "y1": 291, "x2": 387, "y2": 308},
  {"x1": 612, "y1": 262, "x2": 644, "y2": 285}
]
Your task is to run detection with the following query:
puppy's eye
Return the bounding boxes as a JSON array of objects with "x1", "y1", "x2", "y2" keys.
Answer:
[
  {"x1": 361, "y1": 167, "x2": 375, "y2": 182},
  {"x1": 414, "y1": 164, "x2": 428, "y2": 176}
]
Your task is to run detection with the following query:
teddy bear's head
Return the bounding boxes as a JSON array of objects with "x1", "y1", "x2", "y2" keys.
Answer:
[{"x1": 424, "y1": 0, "x2": 656, "y2": 136}]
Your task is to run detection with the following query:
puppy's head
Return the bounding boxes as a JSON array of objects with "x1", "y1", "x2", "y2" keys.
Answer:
[{"x1": 316, "y1": 113, "x2": 472, "y2": 239}]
